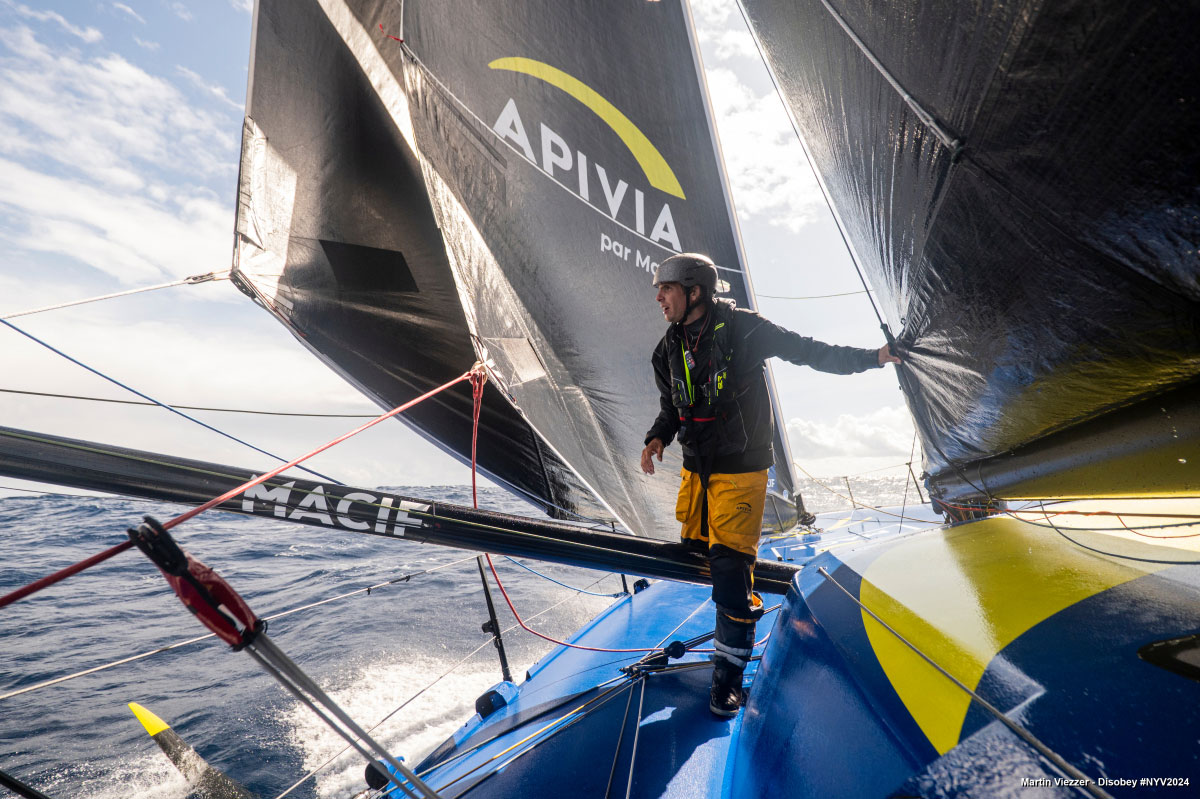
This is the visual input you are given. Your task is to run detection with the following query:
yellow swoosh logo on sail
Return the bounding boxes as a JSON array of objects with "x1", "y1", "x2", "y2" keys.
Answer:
[{"x1": 488, "y1": 57, "x2": 685, "y2": 199}]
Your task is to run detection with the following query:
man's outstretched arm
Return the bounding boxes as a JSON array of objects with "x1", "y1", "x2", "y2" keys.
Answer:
[{"x1": 742, "y1": 312, "x2": 899, "y2": 374}]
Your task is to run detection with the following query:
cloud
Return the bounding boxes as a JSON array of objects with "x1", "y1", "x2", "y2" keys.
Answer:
[
  {"x1": 228, "y1": 0, "x2": 253, "y2": 12},
  {"x1": 169, "y1": 2, "x2": 193, "y2": 22},
  {"x1": 2, "y1": 0, "x2": 102, "y2": 42},
  {"x1": 683, "y1": 4, "x2": 826, "y2": 231},
  {"x1": 113, "y1": 2, "x2": 146, "y2": 24},
  {"x1": 689, "y1": 0, "x2": 737, "y2": 30},
  {"x1": 691, "y1": 0, "x2": 759, "y2": 63},
  {"x1": 0, "y1": 158, "x2": 233, "y2": 282},
  {"x1": 786, "y1": 406, "x2": 916, "y2": 460},
  {"x1": 701, "y1": 67, "x2": 824, "y2": 232},
  {"x1": 691, "y1": 0, "x2": 761, "y2": 62},
  {"x1": 176, "y1": 65, "x2": 243, "y2": 111},
  {"x1": 133, "y1": 35, "x2": 160, "y2": 51},
  {"x1": 704, "y1": 28, "x2": 759, "y2": 62},
  {"x1": 0, "y1": 24, "x2": 240, "y2": 284},
  {"x1": 0, "y1": 307, "x2": 381, "y2": 472},
  {"x1": 0, "y1": 26, "x2": 237, "y2": 185}
]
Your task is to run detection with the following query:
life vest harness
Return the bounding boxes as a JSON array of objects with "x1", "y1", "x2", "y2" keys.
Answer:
[{"x1": 667, "y1": 300, "x2": 742, "y2": 458}]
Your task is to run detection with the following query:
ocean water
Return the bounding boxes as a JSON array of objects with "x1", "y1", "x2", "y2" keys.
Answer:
[{"x1": 0, "y1": 487, "x2": 626, "y2": 799}]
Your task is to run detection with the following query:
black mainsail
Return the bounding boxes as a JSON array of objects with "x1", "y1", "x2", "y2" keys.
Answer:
[
  {"x1": 740, "y1": 0, "x2": 1200, "y2": 501},
  {"x1": 233, "y1": 0, "x2": 802, "y2": 536}
]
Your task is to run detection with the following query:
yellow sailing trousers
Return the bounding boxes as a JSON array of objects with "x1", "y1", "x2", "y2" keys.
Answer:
[{"x1": 675, "y1": 468, "x2": 768, "y2": 557}]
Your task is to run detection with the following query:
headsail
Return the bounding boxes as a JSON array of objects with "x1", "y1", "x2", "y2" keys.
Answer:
[
  {"x1": 234, "y1": 0, "x2": 801, "y2": 535},
  {"x1": 740, "y1": 0, "x2": 1200, "y2": 500}
]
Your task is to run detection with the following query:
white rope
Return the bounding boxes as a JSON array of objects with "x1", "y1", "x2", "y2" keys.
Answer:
[{"x1": 1, "y1": 271, "x2": 230, "y2": 320}]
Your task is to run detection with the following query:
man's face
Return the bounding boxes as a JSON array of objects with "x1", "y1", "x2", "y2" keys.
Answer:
[{"x1": 656, "y1": 282, "x2": 689, "y2": 323}]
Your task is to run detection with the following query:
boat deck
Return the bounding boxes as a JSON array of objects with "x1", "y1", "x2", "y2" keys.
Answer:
[
  {"x1": 386, "y1": 499, "x2": 1200, "y2": 798},
  {"x1": 397, "y1": 505, "x2": 943, "y2": 797}
]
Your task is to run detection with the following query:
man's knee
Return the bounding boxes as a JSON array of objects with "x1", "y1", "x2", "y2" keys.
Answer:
[{"x1": 709, "y1": 544, "x2": 757, "y2": 615}]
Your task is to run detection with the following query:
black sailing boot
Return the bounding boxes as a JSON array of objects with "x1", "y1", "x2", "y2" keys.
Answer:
[
  {"x1": 709, "y1": 601, "x2": 759, "y2": 718},
  {"x1": 709, "y1": 660, "x2": 744, "y2": 717}
]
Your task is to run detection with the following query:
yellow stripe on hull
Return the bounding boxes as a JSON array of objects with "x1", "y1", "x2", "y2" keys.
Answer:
[{"x1": 854, "y1": 514, "x2": 1171, "y2": 754}]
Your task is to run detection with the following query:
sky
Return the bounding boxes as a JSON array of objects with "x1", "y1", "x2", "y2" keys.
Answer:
[{"x1": 0, "y1": 0, "x2": 919, "y2": 501}]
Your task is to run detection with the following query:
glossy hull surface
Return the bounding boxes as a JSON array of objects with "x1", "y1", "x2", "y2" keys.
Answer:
[{"x1": 386, "y1": 502, "x2": 1200, "y2": 797}]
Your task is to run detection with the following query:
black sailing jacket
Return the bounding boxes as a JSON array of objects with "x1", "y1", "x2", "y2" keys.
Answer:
[{"x1": 646, "y1": 301, "x2": 880, "y2": 475}]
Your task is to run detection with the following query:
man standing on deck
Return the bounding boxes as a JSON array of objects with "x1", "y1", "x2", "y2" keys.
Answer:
[{"x1": 639, "y1": 253, "x2": 900, "y2": 717}]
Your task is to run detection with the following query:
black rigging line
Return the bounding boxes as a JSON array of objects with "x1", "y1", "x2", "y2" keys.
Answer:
[
  {"x1": 0, "y1": 388, "x2": 377, "y2": 418},
  {"x1": 1036, "y1": 503, "x2": 1200, "y2": 566},
  {"x1": 755, "y1": 289, "x2": 869, "y2": 300}
]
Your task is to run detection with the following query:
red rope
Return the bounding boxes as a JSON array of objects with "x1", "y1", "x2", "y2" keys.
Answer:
[
  {"x1": 463, "y1": 364, "x2": 769, "y2": 656},
  {"x1": 483, "y1": 553, "x2": 769, "y2": 654},
  {"x1": 483, "y1": 553, "x2": 658, "y2": 653},
  {"x1": 167, "y1": 370, "x2": 473, "y2": 530},
  {"x1": 464, "y1": 363, "x2": 656, "y2": 653},
  {"x1": 377, "y1": 23, "x2": 403, "y2": 42},
  {"x1": 469, "y1": 365, "x2": 486, "y2": 510},
  {"x1": 0, "y1": 540, "x2": 133, "y2": 609},
  {"x1": 0, "y1": 371, "x2": 474, "y2": 610}
]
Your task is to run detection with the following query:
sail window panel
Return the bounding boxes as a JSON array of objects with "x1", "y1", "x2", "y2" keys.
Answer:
[
  {"x1": 319, "y1": 239, "x2": 419, "y2": 294},
  {"x1": 233, "y1": 0, "x2": 611, "y2": 523},
  {"x1": 485, "y1": 337, "x2": 548, "y2": 388}
]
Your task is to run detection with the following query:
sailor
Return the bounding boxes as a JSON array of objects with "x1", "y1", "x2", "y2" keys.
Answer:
[{"x1": 640, "y1": 252, "x2": 900, "y2": 717}]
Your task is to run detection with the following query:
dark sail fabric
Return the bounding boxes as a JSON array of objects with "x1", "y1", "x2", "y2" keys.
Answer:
[
  {"x1": 741, "y1": 0, "x2": 1200, "y2": 498},
  {"x1": 234, "y1": 0, "x2": 800, "y2": 536}
]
